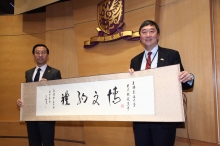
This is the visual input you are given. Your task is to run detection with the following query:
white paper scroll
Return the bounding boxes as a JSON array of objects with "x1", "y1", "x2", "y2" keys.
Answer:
[
  {"x1": 20, "y1": 64, "x2": 184, "y2": 122},
  {"x1": 36, "y1": 75, "x2": 155, "y2": 116}
]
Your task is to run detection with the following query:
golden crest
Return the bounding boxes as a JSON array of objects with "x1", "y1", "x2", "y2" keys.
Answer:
[{"x1": 97, "y1": 0, "x2": 124, "y2": 35}]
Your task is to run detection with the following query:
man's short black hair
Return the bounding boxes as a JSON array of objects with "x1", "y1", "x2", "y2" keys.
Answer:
[
  {"x1": 32, "y1": 44, "x2": 49, "y2": 55},
  {"x1": 139, "y1": 20, "x2": 160, "y2": 34}
]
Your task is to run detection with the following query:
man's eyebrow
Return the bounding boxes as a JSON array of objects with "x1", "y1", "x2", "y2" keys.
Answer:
[{"x1": 142, "y1": 28, "x2": 155, "y2": 31}]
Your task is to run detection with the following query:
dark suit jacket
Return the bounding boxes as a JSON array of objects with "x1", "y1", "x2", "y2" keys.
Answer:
[
  {"x1": 25, "y1": 65, "x2": 61, "y2": 82},
  {"x1": 130, "y1": 46, "x2": 194, "y2": 90},
  {"x1": 131, "y1": 46, "x2": 194, "y2": 145},
  {"x1": 25, "y1": 65, "x2": 61, "y2": 145}
]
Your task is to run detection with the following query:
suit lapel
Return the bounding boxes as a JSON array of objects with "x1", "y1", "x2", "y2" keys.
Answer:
[
  {"x1": 27, "y1": 68, "x2": 35, "y2": 82},
  {"x1": 42, "y1": 66, "x2": 52, "y2": 79},
  {"x1": 157, "y1": 47, "x2": 166, "y2": 67},
  {"x1": 137, "y1": 52, "x2": 144, "y2": 70}
]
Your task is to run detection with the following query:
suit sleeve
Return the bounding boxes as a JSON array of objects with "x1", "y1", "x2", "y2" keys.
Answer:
[
  {"x1": 25, "y1": 71, "x2": 28, "y2": 82},
  {"x1": 172, "y1": 51, "x2": 194, "y2": 90},
  {"x1": 170, "y1": 51, "x2": 184, "y2": 71},
  {"x1": 54, "y1": 70, "x2": 62, "y2": 80}
]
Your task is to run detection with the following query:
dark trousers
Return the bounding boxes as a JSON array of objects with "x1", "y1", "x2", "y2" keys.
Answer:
[
  {"x1": 26, "y1": 121, "x2": 55, "y2": 146},
  {"x1": 133, "y1": 122, "x2": 176, "y2": 146}
]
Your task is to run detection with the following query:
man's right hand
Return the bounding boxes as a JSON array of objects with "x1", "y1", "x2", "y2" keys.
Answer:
[
  {"x1": 128, "y1": 68, "x2": 134, "y2": 74},
  {"x1": 17, "y1": 99, "x2": 23, "y2": 107}
]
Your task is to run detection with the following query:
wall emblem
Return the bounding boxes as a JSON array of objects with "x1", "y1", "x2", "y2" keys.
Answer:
[{"x1": 84, "y1": 0, "x2": 139, "y2": 48}]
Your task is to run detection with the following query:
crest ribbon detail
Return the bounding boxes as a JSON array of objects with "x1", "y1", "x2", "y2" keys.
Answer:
[{"x1": 84, "y1": 0, "x2": 140, "y2": 49}]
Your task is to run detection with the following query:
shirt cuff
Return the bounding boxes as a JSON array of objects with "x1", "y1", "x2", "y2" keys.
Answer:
[{"x1": 187, "y1": 73, "x2": 194, "y2": 86}]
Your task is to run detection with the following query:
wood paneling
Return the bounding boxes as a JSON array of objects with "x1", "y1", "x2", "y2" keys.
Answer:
[
  {"x1": 46, "y1": 0, "x2": 78, "y2": 78},
  {"x1": 0, "y1": 13, "x2": 45, "y2": 35},
  {"x1": 0, "y1": 15, "x2": 24, "y2": 35},
  {"x1": 0, "y1": 1, "x2": 83, "y2": 146},
  {"x1": 83, "y1": 121, "x2": 134, "y2": 146},
  {"x1": 0, "y1": 138, "x2": 28, "y2": 146},
  {"x1": 0, "y1": 34, "x2": 45, "y2": 121},
  {"x1": 0, "y1": 137, "x2": 85, "y2": 146},
  {"x1": 72, "y1": 0, "x2": 101, "y2": 24},
  {"x1": 46, "y1": 1, "x2": 73, "y2": 30},
  {"x1": 1, "y1": 0, "x2": 220, "y2": 146},
  {"x1": 124, "y1": 0, "x2": 156, "y2": 12},
  {"x1": 175, "y1": 137, "x2": 219, "y2": 146},
  {"x1": 214, "y1": 0, "x2": 220, "y2": 143},
  {"x1": 55, "y1": 141, "x2": 85, "y2": 146},
  {"x1": 0, "y1": 121, "x2": 85, "y2": 146},
  {"x1": 55, "y1": 121, "x2": 85, "y2": 142},
  {"x1": 46, "y1": 29, "x2": 78, "y2": 78},
  {"x1": 23, "y1": 13, "x2": 46, "y2": 34},
  {"x1": 159, "y1": 0, "x2": 179, "y2": 6},
  {"x1": 0, "y1": 122, "x2": 27, "y2": 136},
  {"x1": 159, "y1": 0, "x2": 216, "y2": 143},
  {"x1": 0, "y1": 122, "x2": 28, "y2": 145},
  {"x1": 0, "y1": 13, "x2": 46, "y2": 121}
]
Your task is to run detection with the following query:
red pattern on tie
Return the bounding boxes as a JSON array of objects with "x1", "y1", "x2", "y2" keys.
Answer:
[{"x1": 145, "y1": 52, "x2": 152, "y2": 69}]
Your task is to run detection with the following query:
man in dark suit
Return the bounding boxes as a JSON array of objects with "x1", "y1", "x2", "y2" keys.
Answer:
[
  {"x1": 128, "y1": 20, "x2": 194, "y2": 146},
  {"x1": 17, "y1": 44, "x2": 61, "y2": 146}
]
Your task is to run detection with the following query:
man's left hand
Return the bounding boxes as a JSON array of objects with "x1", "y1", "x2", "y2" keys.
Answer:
[{"x1": 179, "y1": 71, "x2": 192, "y2": 83}]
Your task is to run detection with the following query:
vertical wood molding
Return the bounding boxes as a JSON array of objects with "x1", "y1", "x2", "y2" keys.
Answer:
[{"x1": 213, "y1": 0, "x2": 220, "y2": 143}]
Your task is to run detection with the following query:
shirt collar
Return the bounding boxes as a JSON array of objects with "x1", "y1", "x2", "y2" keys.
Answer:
[
  {"x1": 36, "y1": 64, "x2": 47, "y2": 72},
  {"x1": 145, "y1": 45, "x2": 158, "y2": 55}
]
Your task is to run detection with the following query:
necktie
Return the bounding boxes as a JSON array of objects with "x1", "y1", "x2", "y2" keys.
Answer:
[
  {"x1": 34, "y1": 68, "x2": 41, "y2": 82},
  {"x1": 145, "y1": 52, "x2": 152, "y2": 69}
]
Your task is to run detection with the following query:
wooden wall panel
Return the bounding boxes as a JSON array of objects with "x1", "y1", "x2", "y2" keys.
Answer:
[
  {"x1": 46, "y1": 0, "x2": 78, "y2": 78},
  {"x1": 159, "y1": 0, "x2": 216, "y2": 143},
  {"x1": 0, "y1": 35, "x2": 45, "y2": 121},
  {"x1": 1, "y1": 0, "x2": 220, "y2": 145},
  {"x1": 0, "y1": 122, "x2": 29, "y2": 146},
  {"x1": 175, "y1": 137, "x2": 219, "y2": 146},
  {"x1": 46, "y1": 29, "x2": 78, "y2": 78},
  {"x1": 55, "y1": 122, "x2": 85, "y2": 142},
  {"x1": 214, "y1": 0, "x2": 220, "y2": 143},
  {"x1": 55, "y1": 141, "x2": 84, "y2": 146},
  {"x1": 0, "y1": 1, "x2": 83, "y2": 145},
  {"x1": 22, "y1": 13, "x2": 46, "y2": 34},
  {"x1": 83, "y1": 122, "x2": 134, "y2": 146},
  {"x1": 0, "y1": 139, "x2": 28, "y2": 146},
  {"x1": 0, "y1": 122, "x2": 85, "y2": 146},
  {"x1": 0, "y1": 13, "x2": 45, "y2": 35},
  {"x1": 73, "y1": 0, "x2": 101, "y2": 24},
  {"x1": 0, "y1": 15, "x2": 24, "y2": 35},
  {"x1": 160, "y1": 0, "x2": 178, "y2": 6},
  {"x1": 46, "y1": 1, "x2": 73, "y2": 30},
  {"x1": 0, "y1": 122, "x2": 27, "y2": 136},
  {"x1": 124, "y1": 0, "x2": 156, "y2": 12},
  {"x1": 0, "y1": 12, "x2": 45, "y2": 122}
]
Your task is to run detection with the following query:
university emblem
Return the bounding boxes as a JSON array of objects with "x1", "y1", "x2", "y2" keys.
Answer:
[{"x1": 84, "y1": 0, "x2": 139, "y2": 48}]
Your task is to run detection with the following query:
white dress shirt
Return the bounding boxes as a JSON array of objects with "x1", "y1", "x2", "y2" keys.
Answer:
[
  {"x1": 32, "y1": 64, "x2": 47, "y2": 81},
  {"x1": 140, "y1": 45, "x2": 159, "y2": 70}
]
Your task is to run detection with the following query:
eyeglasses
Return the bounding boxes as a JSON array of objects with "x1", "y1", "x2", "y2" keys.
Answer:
[{"x1": 35, "y1": 51, "x2": 47, "y2": 55}]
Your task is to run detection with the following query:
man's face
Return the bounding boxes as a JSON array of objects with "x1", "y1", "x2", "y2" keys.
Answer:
[
  {"x1": 33, "y1": 46, "x2": 49, "y2": 67},
  {"x1": 140, "y1": 25, "x2": 159, "y2": 51}
]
